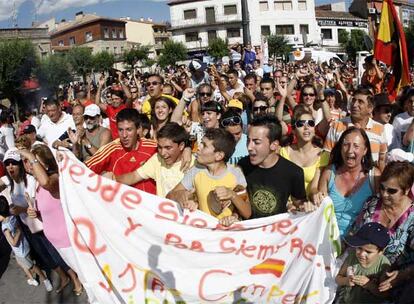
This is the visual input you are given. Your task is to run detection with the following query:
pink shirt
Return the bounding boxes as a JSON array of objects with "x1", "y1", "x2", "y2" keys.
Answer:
[{"x1": 36, "y1": 187, "x2": 71, "y2": 248}]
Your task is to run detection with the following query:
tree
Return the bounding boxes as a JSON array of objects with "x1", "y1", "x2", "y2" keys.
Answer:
[
  {"x1": 66, "y1": 47, "x2": 93, "y2": 81},
  {"x1": 267, "y1": 35, "x2": 292, "y2": 60},
  {"x1": 36, "y1": 54, "x2": 72, "y2": 98},
  {"x1": 340, "y1": 29, "x2": 367, "y2": 60},
  {"x1": 0, "y1": 39, "x2": 37, "y2": 103},
  {"x1": 123, "y1": 46, "x2": 150, "y2": 69},
  {"x1": 404, "y1": 22, "x2": 414, "y2": 65},
  {"x1": 158, "y1": 40, "x2": 187, "y2": 67},
  {"x1": 338, "y1": 29, "x2": 349, "y2": 45},
  {"x1": 92, "y1": 51, "x2": 115, "y2": 72},
  {"x1": 207, "y1": 38, "x2": 229, "y2": 60}
]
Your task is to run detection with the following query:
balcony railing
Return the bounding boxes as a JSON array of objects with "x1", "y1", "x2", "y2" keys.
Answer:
[{"x1": 171, "y1": 14, "x2": 242, "y2": 30}]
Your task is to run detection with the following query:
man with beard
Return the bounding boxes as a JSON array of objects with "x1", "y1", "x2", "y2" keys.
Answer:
[{"x1": 71, "y1": 104, "x2": 112, "y2": 161}]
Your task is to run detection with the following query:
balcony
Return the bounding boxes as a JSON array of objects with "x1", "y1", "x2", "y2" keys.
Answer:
[
  {"x1": 171, "y1": 14, "x2": 242, "y2": 31},
  {"x1": 153, "y1": 31, "x2": 171, "y2": 38}
]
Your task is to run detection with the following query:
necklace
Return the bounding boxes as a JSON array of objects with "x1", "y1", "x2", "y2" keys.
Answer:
[{"x1": 382, "y1": 203, "x2": 410, "y2": 226}]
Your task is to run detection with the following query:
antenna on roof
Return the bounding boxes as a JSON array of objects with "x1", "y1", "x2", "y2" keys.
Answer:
[{"x1": 11, "y1": 0, "x2": 18, "y2": 28}]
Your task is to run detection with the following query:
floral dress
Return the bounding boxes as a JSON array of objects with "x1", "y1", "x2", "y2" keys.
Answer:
[{"x1": 351, "y1": 195, "x2": 414, "y2": 267}]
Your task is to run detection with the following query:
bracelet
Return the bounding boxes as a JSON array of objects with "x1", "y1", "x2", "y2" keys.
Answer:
[{"x1": 29, "y1": 159, "x2": 39, "y2": 165}]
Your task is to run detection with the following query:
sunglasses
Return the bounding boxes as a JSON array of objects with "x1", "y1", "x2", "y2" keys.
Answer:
[
  {"x1": 253, "y1": 106, "x2": 268, "y2": 112},
  {"x1": 295, "y1": 119, "x2": 316, "y2": 128},
  {"x1": 84, "y1": 115, "x2": 98, "y2": 120},
  {"x1": 380, "y1": 184, "x2": 399, "y2": 195},
  {"x1": 4, "y1": 159, "x2": 19, "y2": 166},
  {"x1": 303, "y1": 93, "x2": 315, "y2": 97},
  {"x1": 199, "y1": 92, "x2": 212, "y2": 97},
  {"x1": 146, "y1": 81, "x2": 161, "y2": 87},
  {"x1": 221, "y1": 116, "x2": 242, "y2": 128}
]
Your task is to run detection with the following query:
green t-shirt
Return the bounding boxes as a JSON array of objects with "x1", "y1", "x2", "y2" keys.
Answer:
[{"x1": 338, "y1": 251, "x2": 391, "y2": 304}]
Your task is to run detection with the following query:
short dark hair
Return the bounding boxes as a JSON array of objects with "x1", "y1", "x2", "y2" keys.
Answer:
[
  {"x1": 0, "y1": 196, "x2": 10, "y2": 217},
  {"x1": 353, "y1": 87, "x2": 374, "y2": 105},
  {"x1": 147, "y1": 73, "x2": 164, "y2": 85},
  {"x1": 201, "y1": 101, "x2": 223, "y2": 114},
  {"x1": 110, "y1": 90, "x2": 125, "y2": 100},
  {"x1": 157, "y1": 122, "x2": 189, "y2": 144},
  {"x1": 250, "y1": 114, "x2": 282, "y2": 143},
  {"x1": 260, "y1": 77, "x2": 275, "y2": 89},
  {"x1": 43, "y1": 98, "x2": 60, "y2": 108},
  {"x1": 244, "y1": 73, "x2": 257, "y2": 83},
  {"x1": 380, "y1": 161, "x2": 414, "y2": 192},
  {"x1": 203, "y1": 128, "x2": 236, "y2": 163},
  {"x1": 330, "y1": 127, "x2": 373, "y2": 173},
  {"x1": 116, "y1": 108, "x2": 143, "y2": 128},
  {"x1": 227, "y1": 69, "x2": 238, "y2": 78}
]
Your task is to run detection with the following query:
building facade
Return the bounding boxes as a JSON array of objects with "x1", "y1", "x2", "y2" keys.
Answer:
[
  {"x1": 169, "y1": 0, "x2": 243, "y2": 50},
  {"x1": 0, "y1": 28, "x2": 51, "y2": 58},
  {"x1": 45, "y1": 12, "x2": 128, "y2": 55}
]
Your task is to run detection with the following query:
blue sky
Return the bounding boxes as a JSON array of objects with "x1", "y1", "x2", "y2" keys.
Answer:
[{"x1": 0, "y1": 0, "x2": 340, "y2": 28}]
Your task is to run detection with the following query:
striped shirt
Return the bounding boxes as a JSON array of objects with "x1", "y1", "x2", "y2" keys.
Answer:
[{"x1": 323, "y1": 117, "x2": 387, "y2": 162}]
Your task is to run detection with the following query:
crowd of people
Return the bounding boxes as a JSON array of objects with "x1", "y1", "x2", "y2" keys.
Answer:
[{"x1": 0, "y1": 46, "x2": 413, "y2": 303}]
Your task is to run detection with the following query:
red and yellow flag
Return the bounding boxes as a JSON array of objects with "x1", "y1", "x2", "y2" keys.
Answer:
[
  {"x1": 249, "y1": 258, "x2": 286, "y2": 278},
  {"x1": 374, "y1": 0, "x2": 410, "y2": 96}
]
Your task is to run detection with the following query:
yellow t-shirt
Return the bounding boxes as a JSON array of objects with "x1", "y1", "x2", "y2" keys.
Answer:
[
  {"x1": 181, "y1": 164, "x2": 247, "y2": 219},
  {"x1": 137, "y1": 153, "x2": 196, "y2": 198},
  {"x1": 279, "y1": 147, "x2": 329, "y2": 197}
]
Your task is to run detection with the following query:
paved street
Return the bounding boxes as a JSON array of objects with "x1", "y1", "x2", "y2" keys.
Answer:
[{"x1": 0, "y1": 256, "x2": 88, "y2": 304}]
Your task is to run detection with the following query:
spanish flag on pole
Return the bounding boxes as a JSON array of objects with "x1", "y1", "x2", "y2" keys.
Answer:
[{"x1": 374, "y1": 0, "x2": 410, "y2": 97}]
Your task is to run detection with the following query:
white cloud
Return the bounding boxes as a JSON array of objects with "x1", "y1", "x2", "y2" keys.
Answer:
[
  {"x1": 0, "y1": 0, "x2": 26, "y2": 22},
  {"x1": 35, "y1": 0, "x2": 120, "y2": 15}
]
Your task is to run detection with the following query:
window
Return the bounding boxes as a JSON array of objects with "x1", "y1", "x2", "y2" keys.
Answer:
[
  {"x1": 185, "y1": 32, "x2": 199, "y2": 42},
  {"x1": 104, "y1": 28, "x2": 109, "y2": 38},
  {"x1": 208, "y1": 30, "x2": 217, "y2": 42},
  {"x1": 85, "y1": 32, "x2": 93, "y2": 42},
  {"x1": 276, "y1": 24, "x2": 294, "y2": 35},
  {"x1": 274, "y1": 0, "x2": 292, "y2": 10},
  {"x1": 121, "y1": 47, "x2": 124, "y2": 53},
  {"x1": 112, "y1": 29, "x2": 117, "y2": 38},
  {"x1": 69, "y1": 36, "x2": 76, "y2": 45},
  {"x1": 261, "y1": 25, "x2": 271, "y2": 36},
  {"x1": 259, "y1": 1, "x2": 269, "y2": 11},
  {"x1": 114, "y1": 46, "x2": 117, "y2": 54},
  {"x1": 58, "y1": 40, "x2": 64, "y2": 46},
  {"x1": 299, "y1": 24, "x2": 309, "y2": 35},
  {"x1": 298, "y1": 0, "x2": 307, "y2": 10},
  {"x1": 227, "y1": 28, "x2": 241, "y2": 38},
  {"x1": 119, "y1": 30, "x2": 124, "y2": 39},
  {"x1": 106, "y1": 47, "x2": 110, "y2": 52},
  {"x1": 321, "y1": 28, "x2": 332, "y2": 40},
  {"x1": 184, "y1": 9, "x2": 197, "y2": 20},
  {"x1": 224, "y1": 5, "x2": 237, "y2": 15}
]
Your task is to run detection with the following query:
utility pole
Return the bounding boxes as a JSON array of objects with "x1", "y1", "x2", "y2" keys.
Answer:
[{"x1": 241, "y1": 0, "x2": 251, "y2": 45}]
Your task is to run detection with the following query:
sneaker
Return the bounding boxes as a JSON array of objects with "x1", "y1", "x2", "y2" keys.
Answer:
[
  {"x1": 43, "y1": 279, "x2": 53, "y2": 292},
  {"x1": 27, "y1": 278, "x2": 39, "y2": 286}
]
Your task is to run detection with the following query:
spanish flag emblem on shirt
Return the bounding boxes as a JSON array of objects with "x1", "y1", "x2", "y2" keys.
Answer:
[
  {"x1": 374, "y1": 0, "x2": 410, "y2": 97},
  {"x1": 249, "y1": 258, "x2": 286, "y2": 278}
]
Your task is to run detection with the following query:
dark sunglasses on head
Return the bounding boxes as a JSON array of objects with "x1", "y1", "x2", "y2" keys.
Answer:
[
  {"x1": 253, "y1": 106, "x2": 268, "y2": 112},
  {"x1": 295, "y1": 119, "x2": 316, "y2": 128},
  {"x1": 84, "y1": 115, "x2": 98, "y2": 120},
  {"x1": 221, "y1": 116, "x2": 242, "y2": 128},
  {"x1": 146, "y1": 81, "x2": 161, "y2": 87},
  {"x1": 303, "y1": 93, "x2": 315, "y2": 97},
  {"x1": 380, "y1": 184, "x2": 399, "y2": 195},
  {"x1": 4, "y1": 159, "x2": 19, "y2": 166},
  {"x1": 199, "y1": 92, "x2": 212, "y2": 97}
]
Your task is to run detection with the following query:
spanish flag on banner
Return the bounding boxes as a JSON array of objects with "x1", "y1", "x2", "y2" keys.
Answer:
[
  {"x1": 374, "y1": 0, "x2": 410, "y2": 97},
  {"x1": 249, "y1": 258, "x2": 286, "y2": 278}
]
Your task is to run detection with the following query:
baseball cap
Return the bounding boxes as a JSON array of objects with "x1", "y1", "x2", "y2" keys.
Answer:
[
  {"x1": 23, "y1": 124, "x2": 36, "y2": 135},
  {"x1": 228, "y1": 99, "x2": 243, "y2": 111},
  {"x1": 324, "y1": 88, "x2": 336, "y2": 96},
  {"x1": 344, "y1": 222, "x2": 390, "y2": 250},
  {"x1": 373, "y1": 93, "x2": 391, "y2": 109},
  {"x1": 189, "y1": 59, "x2": 205, "y2": 72},
  {"x1": 84, "y1": 104, "x2": 101, "y2": 117},
  {"x1": 4, "y1": 148, "x2": 21, "y2": 162}
]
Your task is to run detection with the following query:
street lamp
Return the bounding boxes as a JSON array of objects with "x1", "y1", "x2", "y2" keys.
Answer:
[
  {"x1": 320, "y1": 32, "x2": 324, "y2": 48},
  {"x1": 198, "y1": 37, "x2": 203, "y2": 50}
]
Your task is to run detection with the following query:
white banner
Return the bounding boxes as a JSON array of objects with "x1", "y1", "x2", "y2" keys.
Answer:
[{"x1": 58, "y1": 152, "x2": 340, "y2": 303}]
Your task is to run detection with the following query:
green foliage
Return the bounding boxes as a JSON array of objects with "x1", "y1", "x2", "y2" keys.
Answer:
[
  {"x1": 207, "y1": 38, "x2": 229, "y2": 59},
  {"x1": 0, "y1": 39, "x2": 37, "y2": 99},
  {"x1": 92, "y1": 51, "x2": 115, "y2": 72},
  {"x1": 66, "y1": 47, "x2": 93, "y2": 79},
  {"x1": 340, "y1": 29, "x2": 367, "y2": 59},
  {"x1": 123, "y1": 46, "x2": 150, "y2": 68},
  {"x1": 267, "y1": 35, "x2": 292, "y2": 60},
  {"x1": 36, "y1": 54, "x2": 72, "y2": 97},
  {"x1": 404, "y1": 22, "x2": 414, "y2": 65},
  {"x1": 158, "y1": 40, "x2": 187, "y2": 67},
  {"x1": 338, "y1": 29, "x2": 349, "y2": 45}
]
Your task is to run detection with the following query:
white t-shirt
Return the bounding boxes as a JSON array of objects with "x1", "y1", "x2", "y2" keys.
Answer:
[
  {"x1": 0, "y1": 125, "x2": 15, "y2": 160},
  {"x1": 391, "y1": 112, "x2": 413, "y2": 149},
  {"x1": 30, "y1": 116, "x2": 41, "y2": 130},
  {"x1": 254, "y1": 68, "x2": 264, "y2": 78},
  {"x1": 38, "y1": 112, "x2": 76, "y2": 146}
]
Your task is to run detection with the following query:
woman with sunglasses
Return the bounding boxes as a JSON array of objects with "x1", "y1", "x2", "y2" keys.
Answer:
[
  {"x1": 316, "y1": 127, "x2": 380, "y2": 237},
  {"x1": 17, "y1": 145, "x2": 85, "y2": 297},
  {"x1": 0, "y1": 149, "x2": 78, "y2": 294},
  {"x1": 220, "y1": 109, "x2": 248, "y2": 165},
  {"x1": 350, "y1": 161, "x2": 414, "y2": 303},
  {"x1": 188, "y1": 84, "x2": 213, "y2": 122},
  {"x1": 280, "y1": 106, "x2": 329, "y2": 199}
]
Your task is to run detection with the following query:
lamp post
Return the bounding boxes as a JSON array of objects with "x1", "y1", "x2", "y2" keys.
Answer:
[
  {"x1": 320, "y1": 32, "x2": 324, "y2": 48},
  {"x1": 198, "y1": 37, "x2": 203, "y2": 50},
  {"x1": 241, "y1": 0, "x2": 251, "y2": 45}
]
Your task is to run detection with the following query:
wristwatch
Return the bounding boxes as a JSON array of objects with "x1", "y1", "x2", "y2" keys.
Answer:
[
  {"x1": 85, "y1": 144, "x2": 92, "y2": 149},
  {"x1": 29, "y1": 159, "x2": 39, "y2": 165}
]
